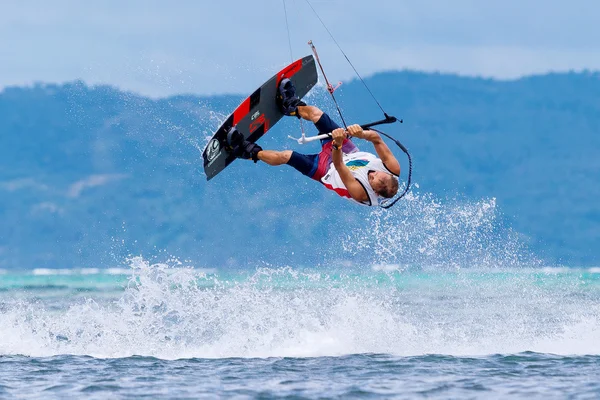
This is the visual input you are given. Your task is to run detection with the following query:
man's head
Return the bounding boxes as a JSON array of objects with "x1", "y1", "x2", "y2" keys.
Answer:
[{"x1": 368, "y1": 171, "x2": 399, "y2": 198}]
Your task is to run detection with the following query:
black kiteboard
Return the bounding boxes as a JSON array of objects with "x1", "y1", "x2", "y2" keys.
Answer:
[{"x1": 203, "y1": 55, "x2": 318, "y2": 180}]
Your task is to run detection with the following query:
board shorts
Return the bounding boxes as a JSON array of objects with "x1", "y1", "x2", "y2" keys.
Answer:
[{"x1": 287, "y1": 113, "x2": 358, "y2": 181}]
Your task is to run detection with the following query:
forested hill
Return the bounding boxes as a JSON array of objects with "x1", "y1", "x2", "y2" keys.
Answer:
[{"x1": 1, "y1": 70, "x2": 599, "y2": 269}]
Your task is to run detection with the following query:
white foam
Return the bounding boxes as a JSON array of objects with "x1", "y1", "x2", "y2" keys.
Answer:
[
  {"x1": 541, "y1": 267, "x2": 572, "y2": 274},
  {"x1": 32, "y1": 268, "x2": 74, "y2": 276},
  {"x1": 105, "y1": 268, "x2": 131, "y2": 275},
  {"x1": 371, "y1": 263, "x2": 405, "y2": 272},
  {"x1": 80, "y1": 268, "x2": 101, "y2": 275},
  {"x1": 26, "y1": 267, "x2": 211, "y2": 276},
  {"x1": 1, "y1": 261, "x2": 599, "y2": 360}
]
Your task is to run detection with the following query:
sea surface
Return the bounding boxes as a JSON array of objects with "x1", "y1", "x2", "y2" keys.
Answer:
[{"x1": 1, "y1": 261, "x2": 600, "y2": 399}]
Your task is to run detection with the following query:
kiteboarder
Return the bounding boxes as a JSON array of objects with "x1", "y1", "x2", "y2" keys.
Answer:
[{"x1": 230, "y1": 79, "x2": 400, "y2": 207}]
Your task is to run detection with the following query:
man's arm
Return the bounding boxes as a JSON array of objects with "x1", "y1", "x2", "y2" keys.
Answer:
[
  {"x1": 347, "y1": 125, "x2": 400, "y2": 176},
  {"x1": 331, "y1": 128, "x2": 369, "y2": 203}
]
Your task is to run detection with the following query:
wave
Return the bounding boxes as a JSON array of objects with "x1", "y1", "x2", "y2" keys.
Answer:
[
  {"x1": 30, "y1": 268, "x2": 132, "y2": 276},
  {"x1": 1, "y1": 258, "x2": 599, "y2": 359}
]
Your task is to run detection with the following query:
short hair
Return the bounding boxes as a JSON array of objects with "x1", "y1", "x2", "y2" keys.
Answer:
[{"x1": 379, "y1": 174, "x2": 399, "y2": 198}]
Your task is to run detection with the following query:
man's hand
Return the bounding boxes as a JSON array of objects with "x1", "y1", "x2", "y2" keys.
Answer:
[
  {"x1": 331, "y1": 128, "x2": 346, "y2": 146},
  {"x1": 346, "y1": 124, "x2": 366, "y2": 139}
]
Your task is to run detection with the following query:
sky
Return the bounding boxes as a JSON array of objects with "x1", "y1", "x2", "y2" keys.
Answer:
[{"x1": 1, "y1": 0, "x2": 599, "y2": 98}]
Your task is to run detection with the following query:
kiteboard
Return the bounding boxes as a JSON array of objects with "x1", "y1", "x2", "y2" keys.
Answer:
[{"x1": 203, "y1": 55, "x2": 318, "y2": 180}]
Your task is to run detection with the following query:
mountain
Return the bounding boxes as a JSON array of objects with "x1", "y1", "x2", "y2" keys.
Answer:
[{"x1": 1, "y1": 71, "x2": 599, "y2": 269}]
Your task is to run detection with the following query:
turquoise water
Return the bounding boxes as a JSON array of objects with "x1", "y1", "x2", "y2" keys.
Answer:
[{"x1": 1, "y1": 262, "x2": 600, "y2": 398}]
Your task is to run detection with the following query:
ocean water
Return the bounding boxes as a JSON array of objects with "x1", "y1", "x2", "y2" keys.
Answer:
[{"x1": 1, "y1": 261, "x2": 600, "y2": 399}]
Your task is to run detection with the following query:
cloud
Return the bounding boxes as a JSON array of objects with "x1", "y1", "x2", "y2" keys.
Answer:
[
  {"x1": 31, "y1": 202, "x2": 64, "y2": 215},
  {"x1": 67, "y1": 174, "x2": 129, "y2": 198},
  {"x1": 1, "y1": 0, "x2": 599, "y2": 97},
  {"x1": 0, "y1": 178, "x2": 48, "y2": 192},
  {"x1": 357, "y1": 43, "x2": 600, "y2": 80}
]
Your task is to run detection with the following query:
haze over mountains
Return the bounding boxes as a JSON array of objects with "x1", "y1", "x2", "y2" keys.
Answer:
[{"x1": 1, "y1": 70, "x2": 599, "y2": 269}]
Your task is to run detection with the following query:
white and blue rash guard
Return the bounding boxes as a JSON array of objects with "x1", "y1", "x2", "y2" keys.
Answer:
[{"x1": 320, "y1": 151, "x2": 397, "y2": 207}]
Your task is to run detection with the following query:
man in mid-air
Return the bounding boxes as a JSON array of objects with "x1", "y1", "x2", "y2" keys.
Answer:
[{"x1": 230, "y1": 79, "x2": 400, "y2": 207}]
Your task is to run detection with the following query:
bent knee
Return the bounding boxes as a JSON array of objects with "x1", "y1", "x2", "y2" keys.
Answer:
[
  {"x1": 303, "y1": 105, "x2": 323, "y2": 123},
  {"x1": 280, "y1": 150, "x2": 293, "y2": 163},
  {"x1": 311, "y1": 108, "x2": 323, "y2": 123}
]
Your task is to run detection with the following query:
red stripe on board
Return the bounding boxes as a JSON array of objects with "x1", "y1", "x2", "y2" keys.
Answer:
[
  {"x1": 248, "y1": 115, "x2": 271, "y2": 135},
  {"x1": 249, "y1": 114, "x2": 266, "y2": 133},
  {"x1": 233, "y1": 57, "x2": 303, "y2": 127},
  {"x1": 275, "y1": 58, "x2": 303, "y2": 88},
  {"x1": 233, "y1": 97, "x2": 251, "y2": 126}
]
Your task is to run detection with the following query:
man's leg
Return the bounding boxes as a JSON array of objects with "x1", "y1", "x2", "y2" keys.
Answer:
[
  {"x1": 277, "y1": 80, "x2": 350, "y2": 145},
  {"x1": 257, "y1": 150, "x2": 292, "y2": 166},
  {"x1": 287, "y1": 104, "x2": 359, "y2": 182},
  {"x1": 295, "y1": 105, "x2": 359, "y2": 153},
  {"x1": 256, "y1": 149, "x2": 321, "y2": 180},
  {"x1": 296, "y1": 105, "x2": 323, "y2": 124}
]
